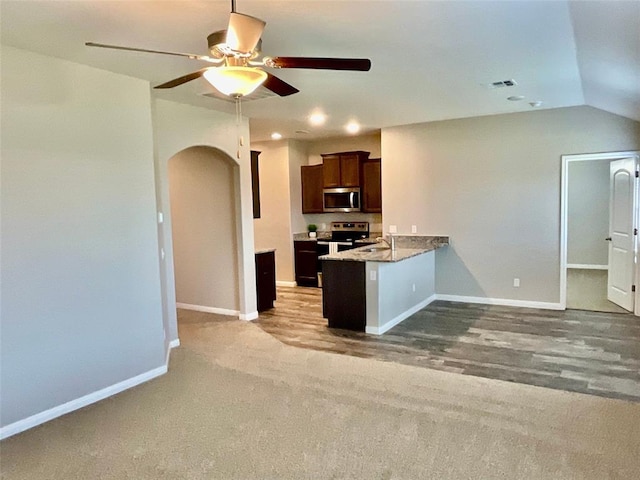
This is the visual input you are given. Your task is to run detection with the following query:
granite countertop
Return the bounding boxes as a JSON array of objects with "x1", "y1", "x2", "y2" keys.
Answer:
[
  {"x1": 319, "y1": 236, "x2": 449, "y2": 263},
  {"x1": 293, "y1": 232, "x2": 332, "y2": 241},
  {"x1": 255, "y1": 248, "x2": 276, "y2": 254}
]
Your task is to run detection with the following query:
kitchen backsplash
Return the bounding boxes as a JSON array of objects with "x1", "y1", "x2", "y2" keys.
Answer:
[{"x1": 302, "y1": 212, "x2": 382, "y2": 233}]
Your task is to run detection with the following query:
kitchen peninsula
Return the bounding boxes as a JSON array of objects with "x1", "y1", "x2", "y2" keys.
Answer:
[{"x1": 320, "y1": 236, "x2": 449, "y2": 334}]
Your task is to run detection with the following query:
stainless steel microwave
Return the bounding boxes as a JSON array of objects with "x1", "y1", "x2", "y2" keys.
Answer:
[{"x1": 323, "y1": 187, "x2": 361, "y2": 212}]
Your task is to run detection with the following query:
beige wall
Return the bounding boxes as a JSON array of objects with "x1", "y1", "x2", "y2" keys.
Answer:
[
  {"x1": 1, "y1": 46, "x2": 165, "y2": 429},
  {"x1": 307, "y1": 132, "x2": 382, "y2": 165},
  {"x1": 153, "y1": 98, "x2": 256, "y2": 330},
  {"x1": 252, "y1": 142, "x2": 296, "y2": 283},
  {"x1": 288, "y1": 140, "x2": 309, "y2": 235},
  {"x1": 567, "y1": 159, "x2": 610, "y2": 266},
  {"x1": 169, "y1": 147, "x2": 239, "y2": 311},
  {"x1": 382, "y1": 106, "x2": 640, "y2": 304}
]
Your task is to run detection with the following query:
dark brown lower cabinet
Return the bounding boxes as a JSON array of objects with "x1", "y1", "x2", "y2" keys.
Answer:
[
  {"x1": 321, "y1": 260, "x2": 366, "y2": 331},
  {"x1": 255, "y1": 250, "x2": 276, "y2": 312},
  {"x1": 294, "y1": 240, "x2": 319, "y2": 287}
]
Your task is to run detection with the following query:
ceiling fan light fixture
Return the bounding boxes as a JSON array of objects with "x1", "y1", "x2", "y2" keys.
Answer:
[{"x1": 203, "y1": 66, "x2": 268, "y2": 97}]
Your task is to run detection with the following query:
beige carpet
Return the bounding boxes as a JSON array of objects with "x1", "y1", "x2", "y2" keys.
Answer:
[
  {"x1": 566, "y1": 268, "x2": 629, "y2": 313},
  {"x1": 1, "y1": 311, "x2": 639, "y2": 479}
]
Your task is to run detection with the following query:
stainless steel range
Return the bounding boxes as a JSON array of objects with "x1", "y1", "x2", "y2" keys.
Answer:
[{"x1": 317, "y1": 222, "x2": 370, "y2": 255}]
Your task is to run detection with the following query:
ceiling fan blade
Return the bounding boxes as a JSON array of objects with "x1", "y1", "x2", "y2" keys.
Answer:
[
  {"x1": 154, "y1": 68, "x2": 211, "y2": 89},
  {"x1": 226, "y1": 12, "x2": 266, "y2": 53},
  {"x1": 263, "y1": 73, "x2": 299, "y2": 97},
  {"x1": 85, "y1": 42, "x2": 220, "y2": 63},
  {"x1": 266, "y1": 57, "x2": 371, "y2": 71}
]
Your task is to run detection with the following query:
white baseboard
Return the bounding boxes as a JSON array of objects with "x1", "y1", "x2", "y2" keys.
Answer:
[
  {"x1": 567, "y1": 264, "x2": 608, "y2": 270},
  {"x1": 239, "y1": 311, "x2": 259, "y2": 321},
  {"x1": 366, "y1": 294, "x2": 437, "y2": 335},
  {"x1": 176, "y1": 303, "x2": 260, "y2": 321},
  {"x1": 276, "y1": 280, "x2": 297, "y2": 287},
  {"x1": 435, "y1": 294, "x2": 563, "y2": 311},
  {"x1": 165, "y1": 338, "x2": 181, "y2": 364},
  {"x1": 176, "y1": 303, "x2": 239, "y2": 316},
  {"x1": 0, "y1": 365, "x2": 167, "y2": 441}
]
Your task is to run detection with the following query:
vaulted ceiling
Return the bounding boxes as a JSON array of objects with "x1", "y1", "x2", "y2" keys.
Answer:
[{"x1": 2, "y1": 1, "x2": 638, "y2": 141}]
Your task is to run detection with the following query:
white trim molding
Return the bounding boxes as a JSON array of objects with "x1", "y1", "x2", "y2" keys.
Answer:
[
  {"x1": 436, "y1": 294, "x2": 563, "y2": 311},
  {"x1": 276, "y1": 280, "x2": 297, "y2": 287},
  {"x1": 176, "y1": 302, "x2": 239, "y2": 317},
  {"x1": 366, "y1": 294, "x2": 437, "y2": 335},
  {"x1": 239, "y1": 311, "x2": 259, "y2": 321},
  {"x1": 566, "y1": 264, "x2": 608, "y2": 270},
  {"x1": 0, "y1": 365, "x2": 167, "y2": 440},
  {"x1": 165, "y1": 338, "x2": 181, "y2": 364}
]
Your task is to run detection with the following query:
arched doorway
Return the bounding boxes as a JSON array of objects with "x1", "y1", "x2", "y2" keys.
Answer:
[{"x1": 168, "y1": 146, "x2": 240, "y2": 314}]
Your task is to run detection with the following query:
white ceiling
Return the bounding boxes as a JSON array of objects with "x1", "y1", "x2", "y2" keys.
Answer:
[{"x1": 2, "y1": 1, "x2": 638, "y2": 142}]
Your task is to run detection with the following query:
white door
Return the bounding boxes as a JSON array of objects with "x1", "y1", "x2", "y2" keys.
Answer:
[{"x1": 607, "y1": 158, "x2": 637, "y2": 311}]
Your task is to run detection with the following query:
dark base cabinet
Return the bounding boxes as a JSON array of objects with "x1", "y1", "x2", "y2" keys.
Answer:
[
  {"x1": 255, "y1": 251, "x2": 276, "y2": 312},
  {"x1": 322, "y1": 260, "x2": 366, "y2": 332},
  {"x1": 294, "y1": 240, "x2": 318, "y2": 287}
]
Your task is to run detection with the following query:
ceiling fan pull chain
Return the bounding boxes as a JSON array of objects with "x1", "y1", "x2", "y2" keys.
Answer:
[{"x1": 235, "y1": 96, "x2": 242, "y2": 159}]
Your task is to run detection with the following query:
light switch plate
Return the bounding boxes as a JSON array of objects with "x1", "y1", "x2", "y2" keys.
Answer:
[{"x1": 370, "y1": 270, "x2": 377, "y2": 281}]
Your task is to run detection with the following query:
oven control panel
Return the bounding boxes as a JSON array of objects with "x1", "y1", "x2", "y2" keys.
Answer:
[{"x1": 330, "y1": 222, "x2": 369, "y2": 232}]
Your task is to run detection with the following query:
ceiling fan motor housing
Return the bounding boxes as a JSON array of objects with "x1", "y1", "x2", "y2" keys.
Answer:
[{"x1": 207, "y1": 30, "x2": 262, "y2": 59}]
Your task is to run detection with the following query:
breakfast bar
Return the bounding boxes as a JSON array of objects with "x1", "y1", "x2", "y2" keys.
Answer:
[{"x1": 320, "y1": 235, "x2": 449, "y2": 334}]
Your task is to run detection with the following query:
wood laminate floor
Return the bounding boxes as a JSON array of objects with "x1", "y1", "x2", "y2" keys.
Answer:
[{"x1": 256, "y1": 286, "x2": 640, "y2": 402}]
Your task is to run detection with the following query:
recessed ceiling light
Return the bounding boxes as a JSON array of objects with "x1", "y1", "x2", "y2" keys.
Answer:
[
  {"x1": 507, "y1": 95, "x2": 525, "y2": 101},
  {"x1": 529, "y1": 101, "x2": 543, "y2": 107},
  {"x1": 345, "y1": 121, "x2": 360, "y2": 134},
  {"x1": 271, "y1": 132, "x2": 283, "y2": 140},
  {"x1": 309, "y1": 112, "x2": 327, "y2": 126}
]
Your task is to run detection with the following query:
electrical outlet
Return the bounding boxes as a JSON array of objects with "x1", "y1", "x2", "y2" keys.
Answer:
[
  {"x1": 513, "y1": 278, "x2": 520, "y2": 287},
  {"x1": 411, "y1": 225, "x2": 417, "y2": 233},
  {"x1": 389, "y1": 225, "x2": 397, "y2": 233}
]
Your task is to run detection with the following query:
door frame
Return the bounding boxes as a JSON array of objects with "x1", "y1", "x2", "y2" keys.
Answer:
[{"x1": 560, "y1": 151, "x2": 640, "y2": 313}]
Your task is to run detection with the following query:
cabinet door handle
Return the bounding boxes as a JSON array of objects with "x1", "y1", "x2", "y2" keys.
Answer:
[{"x1": 605, "y1": 237, "x2": 612, "y2": 241}]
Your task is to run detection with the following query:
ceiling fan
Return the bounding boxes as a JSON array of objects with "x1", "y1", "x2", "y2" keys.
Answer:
[{"x1": 86, "y1": 0, "x2": 371, "y2": 98}]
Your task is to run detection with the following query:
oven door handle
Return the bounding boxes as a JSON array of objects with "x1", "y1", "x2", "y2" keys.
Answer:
[{"x1": 317, "y1": 241, "x2": 330, "y2": 245}]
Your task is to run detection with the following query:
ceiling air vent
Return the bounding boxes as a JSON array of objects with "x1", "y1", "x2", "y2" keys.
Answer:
[{"x1": 489, "y1": 79, "x2": 517, "y2": 89}]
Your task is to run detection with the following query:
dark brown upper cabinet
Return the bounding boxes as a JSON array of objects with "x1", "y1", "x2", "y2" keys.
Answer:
[
  {"x1": 361, "y1": 158, "x2": 382, "y2": 213},
  {"x1": 301, "y1": 164, "x2": 324, "y2": 214},
  {"x1": 321, "y1": 151, "x2": 370, "y2": 188},
  {"x1": 251, "y1": 150, "x2": 261, "y2": 219}
]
